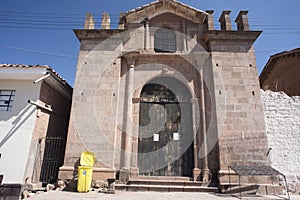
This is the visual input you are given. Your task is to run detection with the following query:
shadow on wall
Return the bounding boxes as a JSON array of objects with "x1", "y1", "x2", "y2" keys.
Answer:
[{"x1": 0, "y1": 104, "x2": 35, "y2": 148}]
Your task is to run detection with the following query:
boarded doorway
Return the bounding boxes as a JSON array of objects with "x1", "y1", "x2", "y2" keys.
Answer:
[{"x1": 138, "y1": 77, "x2": 194, "y2": 177}]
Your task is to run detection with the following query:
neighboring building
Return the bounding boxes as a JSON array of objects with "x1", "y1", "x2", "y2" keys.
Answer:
[
  {"x1": 261, "y1": 90, "x2": 300, "y2": 193},
  {"x1": 0, "y1": 64, "x2": 72, "y2": 193},
  {"x1": 260, "y1": 48, "x2": 300, "y2": 96},
  {"x1": 60, "y1": 0, "x2": 271, "y2": 192},
  {"x1": 260, "y1": 48, "x2": 300, "y2": 193}
]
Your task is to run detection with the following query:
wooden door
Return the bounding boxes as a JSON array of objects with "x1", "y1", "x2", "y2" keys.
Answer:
[{"x1": 138, "y1": 83, "x2": 194, "y2": 177}]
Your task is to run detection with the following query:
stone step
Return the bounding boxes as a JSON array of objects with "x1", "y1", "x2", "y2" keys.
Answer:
[
  {"x1": 128, "y1": 179, "x2": 203, "y2": 187},
  {"x1": 220, "y1": 183, "x2": 285, "y2": 195},
  {"x1": 133, "y1": 176, "x2": 191, "y2": 181},
  {"x1": 115, "y1": 184, "x2": 219, "y2": 193},
  {"x1": 220, "y1": 184, "x2": 259, "y2": 195}
]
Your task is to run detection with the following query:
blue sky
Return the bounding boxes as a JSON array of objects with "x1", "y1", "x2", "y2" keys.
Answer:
[{"x1": 1, "y1": 0, "x2": 300, "y2": 86}]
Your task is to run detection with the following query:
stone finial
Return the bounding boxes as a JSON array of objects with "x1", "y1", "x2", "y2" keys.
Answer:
[
  {"x1": 219, "y1": 10, "x2": 232, "y2": 31},
  {"x1": 235, "y1": 11, "x2": 249, "y2": 31},
  {"x1": 141, "y1": 17, "x2": 150, "y2": 27},
  {"x1": 84, "y1": 13, "x2": 95, "y2": 29},
  {"x1": 118, "y1": 12, "x2": 126, "y2": 30},
  {"x1": 101, "y1": 12, "x2": 111, "y2": 29},
  {"x1": 205, "y1": 10, "x2": 214, "y2": 30}
]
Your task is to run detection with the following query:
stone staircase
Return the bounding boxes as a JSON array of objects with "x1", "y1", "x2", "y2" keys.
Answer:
[
  {"x1": 115, "y1": 176, "x2": 219, "y2": 192},
  {"x1": 220, "y1": 183, "x2": 286, "y2": 196}
]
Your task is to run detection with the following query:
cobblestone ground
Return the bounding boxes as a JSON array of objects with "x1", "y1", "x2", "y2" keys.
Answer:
[{"x1": 27, "y1": 191, "x2": 300, "y2": 200}]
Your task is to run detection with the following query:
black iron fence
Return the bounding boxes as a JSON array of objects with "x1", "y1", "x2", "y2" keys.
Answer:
[{"x1": 39, "y1": 137, "x2": 65, "y2": 184}]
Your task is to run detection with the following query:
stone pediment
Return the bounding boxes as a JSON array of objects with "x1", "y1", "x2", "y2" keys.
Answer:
[{"x1": 124, "y1": 0, "x2": 208, "y2": 24}]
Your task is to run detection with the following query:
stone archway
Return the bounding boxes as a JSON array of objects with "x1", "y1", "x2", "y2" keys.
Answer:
[{"x1": 137, "y1": 77, "x2": 194, "y2": 177}]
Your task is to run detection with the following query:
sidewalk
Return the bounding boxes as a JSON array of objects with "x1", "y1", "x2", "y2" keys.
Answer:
[{"x1": 27, "y1": 190, "x2": 300, "y2": 200}]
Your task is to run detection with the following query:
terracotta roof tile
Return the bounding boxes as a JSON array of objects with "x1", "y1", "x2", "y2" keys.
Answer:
[{"x1": 0, "y1": 64, "x2": 72, "y2": 90}]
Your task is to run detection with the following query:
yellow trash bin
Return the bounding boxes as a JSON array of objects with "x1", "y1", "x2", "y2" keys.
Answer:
[
  {"x1": 77, "y1": 166, "x2": 93, "y2": 192},
  {"x1": 80, "y1": 151, "x2": 95, "y2": 166}
]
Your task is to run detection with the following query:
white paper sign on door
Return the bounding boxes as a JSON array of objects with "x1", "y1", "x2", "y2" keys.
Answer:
[
  {"x1": 153, "y1": 133, "x2": 159, "y2": 142},
  {"x1": 173, "y1": 132, "x2": 180, "y2": 141}
]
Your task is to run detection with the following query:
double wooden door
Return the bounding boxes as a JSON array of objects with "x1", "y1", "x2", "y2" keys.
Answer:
[{"x1": 138, "y1": 83, "x2": 194, "y2": 177}]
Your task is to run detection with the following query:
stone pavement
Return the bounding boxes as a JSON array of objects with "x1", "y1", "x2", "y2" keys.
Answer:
[{"x1": 27, "y1": 190, "x2": 300, "y2": 200}]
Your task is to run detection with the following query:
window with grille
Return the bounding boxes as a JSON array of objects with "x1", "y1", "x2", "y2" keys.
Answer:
[
  {"x1": 0, "y1": 90, "x2": 16, "y2": 111},
  {"x1": 154, "y1": 28, "x2": 176, "y2": 53}
]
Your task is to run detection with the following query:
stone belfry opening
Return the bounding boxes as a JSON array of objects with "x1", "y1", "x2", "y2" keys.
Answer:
[{"x1": 138, "y1": 77, "x2": 194, "y2": 177}]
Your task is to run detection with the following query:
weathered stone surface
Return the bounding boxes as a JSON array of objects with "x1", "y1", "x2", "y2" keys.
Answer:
[{"x1": 60, "y1": 0, "x2": 269, "y2": 192}]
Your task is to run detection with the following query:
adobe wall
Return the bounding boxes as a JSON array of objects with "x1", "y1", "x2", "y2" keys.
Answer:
[
  {"x1": 261, "y1": 89, "x2": 300, "y2": 193},
  {"x1": 0, "y1": 80, "x2": 40, "y2": 184},
  {"x1": 260, "y1": 54, "x2": 300, "y2": 96}
]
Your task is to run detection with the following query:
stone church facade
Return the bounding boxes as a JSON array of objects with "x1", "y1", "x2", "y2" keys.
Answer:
[{"x1": 59, "y1": 0, "x2": 270, "y2": 189}]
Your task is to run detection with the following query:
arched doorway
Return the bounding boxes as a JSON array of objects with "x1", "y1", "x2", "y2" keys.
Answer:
[{"x1": 138, "y1": 77, "x2": 194, "y2": 177}]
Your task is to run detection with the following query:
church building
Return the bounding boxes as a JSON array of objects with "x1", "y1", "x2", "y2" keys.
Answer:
[{"x1": 59, "y1": 0, "x2": 270, "y2": 191}]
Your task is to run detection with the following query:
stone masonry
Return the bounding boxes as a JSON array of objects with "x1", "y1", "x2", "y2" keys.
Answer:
[{"x1": 60, "y1": 0, "x2": 270, "y2": 191}]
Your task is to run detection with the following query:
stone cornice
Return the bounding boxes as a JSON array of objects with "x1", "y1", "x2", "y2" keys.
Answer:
[
  {"x1": 201, "y1": 30, "x2": 262, "y2": 43},
  {"x1": 125, "y1": 0, "x2": 208, "y2": 24},
  {"x1": 122, "y1": 51, "x2": 194, "y2": 62},
  {"x1": 73, "y1": 29, "x2": 127, "y2": 42}
]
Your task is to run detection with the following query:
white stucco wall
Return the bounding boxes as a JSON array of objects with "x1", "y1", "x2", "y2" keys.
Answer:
[
  {"x1": 0, "y1": 80, "x2": 41, "y2": 184},
  {"x1": 261, "y1": 90, "x2": 300, "y2": 191}
]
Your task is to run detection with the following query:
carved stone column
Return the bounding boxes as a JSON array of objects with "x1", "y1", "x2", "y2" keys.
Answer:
[
  {"x1": 190, "y1": 98, "x2": 200, "y2": 181},
  {"x1": 120, "y1": 56, "x2": 136, "y2": 182},
  {"x1": 142, "y1": 17, "x2": 150, "y2": 51},
  {"x1": 181, "y1": 21, "x2": 187, "y2": 52},
  {"x1": 130, "y1": 97, "x2": 140, "y2": 178},
  {"x1": 124, "y1": 64, "x2": 134, "y2": 168},
  {"x1": 199, "y1": 66, "x2": 209, "y2": 183}
]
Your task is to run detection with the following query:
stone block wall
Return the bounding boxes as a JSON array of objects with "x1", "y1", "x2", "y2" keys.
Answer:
[
  {"x1": 210, "y1": 47, "x2": 269, "y2": 170},
  {"x1": 261, "y1": 89, "x2": 300, "y2": 193},
  {"x1": 61, "y1": 22, "x2": 207, "y2": 180},
  {"x1": 60, "y1": 35, "x2": 124, "y2": 181}
]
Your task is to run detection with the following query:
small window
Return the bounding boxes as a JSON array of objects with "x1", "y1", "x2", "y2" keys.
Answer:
[
  {"x1": 0, "y1": 90, "x2": 16, "y2": 111},
  {"x1": 154, "y1": 28, "x2": 176, "y2": 53}
]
